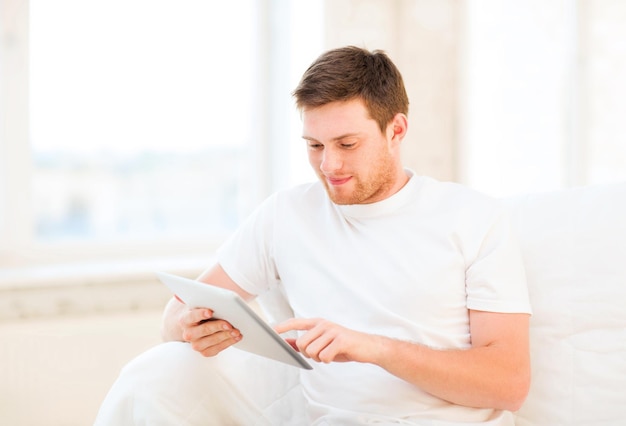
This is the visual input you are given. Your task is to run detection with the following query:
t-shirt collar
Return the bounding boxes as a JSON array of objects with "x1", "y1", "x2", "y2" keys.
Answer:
[{"x1": 337, "y1": 169, "x2": 418, "y2": 219}]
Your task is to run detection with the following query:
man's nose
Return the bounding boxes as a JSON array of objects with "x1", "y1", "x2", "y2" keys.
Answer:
[{"x1": 320, "y1": 148, "x2": 342, "y2": 173}]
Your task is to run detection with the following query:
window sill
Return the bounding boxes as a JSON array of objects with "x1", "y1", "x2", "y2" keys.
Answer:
[{"x1": 0, "y1": 254, "x2": 212, "y2": 321}]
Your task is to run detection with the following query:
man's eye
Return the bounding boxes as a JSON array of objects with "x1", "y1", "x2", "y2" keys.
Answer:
[
  {"x1": 341, "y1": 143, "x2": 355, "y2": 149},
  {"x1": 308, "y1": 144, "x2": 323, "y2": 150}
]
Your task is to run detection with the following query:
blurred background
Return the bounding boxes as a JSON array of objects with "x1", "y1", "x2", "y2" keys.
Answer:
[{"x1": 1, "y1": 0, "x2": 625, "y2": 424}]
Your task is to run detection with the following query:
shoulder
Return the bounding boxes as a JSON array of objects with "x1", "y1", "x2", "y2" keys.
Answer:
[
  {"x1": 276, "y1": 181, "x2": 326, "y2": 201},
  {"x1": 415, "y1": 175, "x2": 502, "y2": 215},
  {"x1": 245, "y1": 181, "x2": 330, "y2": 226},
  {"x1": 409, "y1": 177, "x2": 517, "y2": 251},
  {"x1": 271, "y1": 181, "x2": 329, "y2": 211}
]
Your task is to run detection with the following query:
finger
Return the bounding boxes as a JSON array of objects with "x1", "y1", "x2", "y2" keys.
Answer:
[
  {"x1": 274, "y1": 317, "x2": 319, "y2": 334},
  {"x1": 192, "y1": 329, "x2": 242, "y2": 357},
  {"x1": 301, "y1": 332, "x2": 333, "y2": 358},
  {"x1": 187, "y1": 321, "x2": 241, "y2": 347},
  {"x1": 299, "y1": 329, "x2": 336, "y2": 362},
  {"x1": 317, "y1": 338, "x2": 346, "y2": 363},
  {"x1": 179, "y1": 308, "x2": 213, "y2": 328},
  {"x1": 285, "y1": 338, "x2": 299, "y2": 351},
  {"x1": 183, "y1": 318, "x2": 235, "y2": 342}
]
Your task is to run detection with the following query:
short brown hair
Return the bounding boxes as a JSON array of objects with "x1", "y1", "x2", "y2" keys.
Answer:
[{"x1": 293, "y1": 46, "x2": 409, "y2": 133}]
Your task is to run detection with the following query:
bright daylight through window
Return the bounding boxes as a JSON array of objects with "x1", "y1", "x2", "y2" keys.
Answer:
[{"x1": 29, "y1": 0, "x2": 255, "y2": 245}]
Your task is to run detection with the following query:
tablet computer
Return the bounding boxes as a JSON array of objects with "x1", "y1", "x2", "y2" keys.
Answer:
[{"x1": 156, "y1": 271, "x2": 312, "y2": 370}]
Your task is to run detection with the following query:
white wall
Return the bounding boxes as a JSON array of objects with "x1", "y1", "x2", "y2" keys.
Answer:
[
  {"x1": 582, "y1": 0, "x2": 626, "y2": 184},
  {"x1": 460, "y1": 0, "x2": 626, "y2": 196},
  {"x1": 459, "y1": 0, "x2": 574, "y2": 195}
]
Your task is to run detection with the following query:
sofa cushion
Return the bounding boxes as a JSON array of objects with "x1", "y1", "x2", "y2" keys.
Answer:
[{"x1": 507, "y1": 182, "x2": 626, "y2": 425}]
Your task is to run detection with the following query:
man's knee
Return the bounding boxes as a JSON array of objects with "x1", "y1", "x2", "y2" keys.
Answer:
[{"x1": 95, "y1": 342, "x2": 263, "y2": 425}]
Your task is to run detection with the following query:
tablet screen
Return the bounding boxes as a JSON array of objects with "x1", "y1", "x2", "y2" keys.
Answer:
[{"x1": 156, "y1": 271, "x2": 312, "y2": 370}]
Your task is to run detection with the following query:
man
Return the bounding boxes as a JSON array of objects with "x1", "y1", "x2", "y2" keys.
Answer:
[{"x1": 98, "y1": 46, "x2": 531, "y2": 425}]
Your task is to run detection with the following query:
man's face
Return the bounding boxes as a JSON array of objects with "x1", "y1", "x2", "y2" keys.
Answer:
[{"x1": 301, "y1": 98, "x2": 405, "y2": 205}]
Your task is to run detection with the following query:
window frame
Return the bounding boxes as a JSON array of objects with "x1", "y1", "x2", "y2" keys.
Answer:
[{"x1": 1, "y1": 0, "x2": 34, "y2": 266}]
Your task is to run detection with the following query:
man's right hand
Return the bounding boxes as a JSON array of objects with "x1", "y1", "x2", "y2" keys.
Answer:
[
  {"x1": 179, "y1": 304, "x2": 242, "y2": 357},
  {"x1": 161, "y1": 296, "x2": 242, "y2": 357},
  {"x1": 160, "y1": 264, "x2": 252, "y2": 356}
]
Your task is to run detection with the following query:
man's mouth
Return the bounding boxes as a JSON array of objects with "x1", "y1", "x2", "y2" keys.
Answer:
[{"x1": 326, "y1": 176, "x2": 352, "y2": 186}]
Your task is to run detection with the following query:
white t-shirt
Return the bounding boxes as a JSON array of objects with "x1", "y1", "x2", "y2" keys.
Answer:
[{"x1": 217, "y1": 171, "x2": 531, "y2": 425}]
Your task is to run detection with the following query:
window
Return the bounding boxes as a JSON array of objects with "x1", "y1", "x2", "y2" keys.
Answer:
[
  {"x1": 459, "y1": 0, "x2": 626, "y2": 196},
  {"x1": 30, "y1": 0, "x2": 257, "y2": 245},
  {"x1": 0, "y1": 0, "x2": 322, "y2": 268}
]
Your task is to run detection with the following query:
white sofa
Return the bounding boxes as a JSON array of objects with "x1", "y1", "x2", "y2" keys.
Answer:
[
  {"x1": 97, "y1": 182, "x2": 626, "y2": 425},
  {"x1": 507, "y1": 182, "x2": 626, "y2": 424}
]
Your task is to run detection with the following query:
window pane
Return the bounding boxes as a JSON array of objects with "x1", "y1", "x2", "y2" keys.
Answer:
[{"x1": 30, "y1": 0, "x2": 255, "y2": 242}]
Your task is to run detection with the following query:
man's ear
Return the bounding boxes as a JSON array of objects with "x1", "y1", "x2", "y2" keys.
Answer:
[{"x1": 388, "y1": 113, "x2": 408, "y2": 145}]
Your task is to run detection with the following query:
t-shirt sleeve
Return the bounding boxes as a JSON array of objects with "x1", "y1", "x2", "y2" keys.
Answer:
[
  {"x1": 464, "y1": 205, "x2": 532, "y2": 314},
  {"x1": 216, "y1": 194, "x2": 280, "y2": 297}
]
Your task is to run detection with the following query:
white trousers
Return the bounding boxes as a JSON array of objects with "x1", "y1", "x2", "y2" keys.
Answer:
[
  {"x1": 94, "y1": 342, "x2": 305, "y2": 426},
  {"x1": 94, "y1": 342, "x2": 514, "y2": 426}
]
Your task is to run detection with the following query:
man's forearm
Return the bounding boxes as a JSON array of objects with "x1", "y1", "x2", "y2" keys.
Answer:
[
  {"x1": 373, "y1": 335, "x2": 530, "y2": 412},
  {"x1": 370, "y1": 311, "x2": 531, "y2": 412}
]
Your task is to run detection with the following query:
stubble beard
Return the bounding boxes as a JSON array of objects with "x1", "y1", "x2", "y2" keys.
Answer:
[{"x1": 321, "y1": 155, "x2": 397, "y2": 205}]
